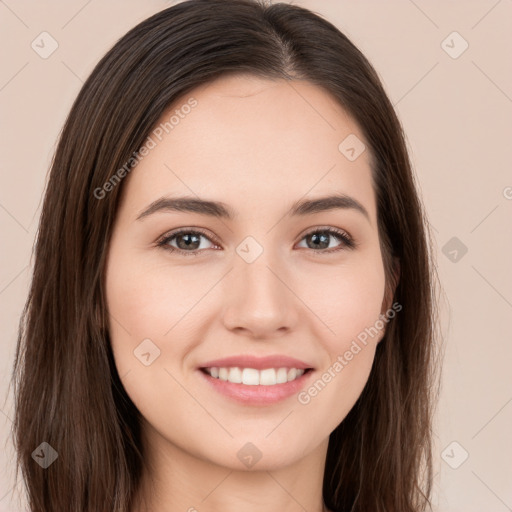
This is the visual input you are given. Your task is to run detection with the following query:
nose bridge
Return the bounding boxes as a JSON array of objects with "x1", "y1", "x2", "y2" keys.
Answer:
[{"x1": 222, "y1": 239, "x2": 298, "y2": 334}]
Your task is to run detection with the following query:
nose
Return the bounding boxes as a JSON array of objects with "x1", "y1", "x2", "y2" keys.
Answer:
[{"x1": 221, "y1": 251, "x2": 299, "y2": 339}]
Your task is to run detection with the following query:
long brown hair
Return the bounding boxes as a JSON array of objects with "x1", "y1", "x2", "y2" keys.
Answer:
[{"x1": 9, "y1": 0, "x2": 441, "y2": 510}]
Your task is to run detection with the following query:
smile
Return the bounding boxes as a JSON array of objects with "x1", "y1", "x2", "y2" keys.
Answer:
[
  {"x1": 202, "y1": 366, "x2": 308, "y2": 385},
  {"x1": 198, "y1": 367, "x2": 314, "y2": 405}
]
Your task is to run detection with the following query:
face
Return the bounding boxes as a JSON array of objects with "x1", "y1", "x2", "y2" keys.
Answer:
[{"x1": 105, "y1": 74, "x2": 389, "y2": 472}]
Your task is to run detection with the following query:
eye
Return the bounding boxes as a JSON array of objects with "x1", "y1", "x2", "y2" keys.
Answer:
[
  {"x1": 157, "y1": 228, "x2": 218, "y2": 256},
  {"x1": 296, "y1": 227, "x2": 356, "y2": 253},
  {"x1": 156, "y1": 226, "x2": 356, "y2": 256}
]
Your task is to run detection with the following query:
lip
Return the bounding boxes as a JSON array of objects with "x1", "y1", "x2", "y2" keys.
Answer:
[
  {"x1": 198, "y1": 367, "x2": 315, "y2": 405},
  {"x1": 198, "y1": 355, "x2": 314, "y2": 371}
]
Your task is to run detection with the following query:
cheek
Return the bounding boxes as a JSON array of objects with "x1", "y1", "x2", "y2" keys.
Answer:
[
  {"x1": 104, "y1": 251, "x2": 212, "y2": 436},
  {"x1": 296, "y1": 252, "x2": 387, "y2": 347},
  {"x1": 104, "y1": 248, "x2": 222, "y2": 406},
  {"x1": 297, "y1": 340, "x2": 377, "y2": 435},
  {"x1": 105, "y1": 252, "x2": 210, "y2": 346},
  {"x1": 292, "y1": 253, "x2": 386, "y2": 426},
  {"x1": 331, "y1": 268, "x2": 386, "y2": 345}
]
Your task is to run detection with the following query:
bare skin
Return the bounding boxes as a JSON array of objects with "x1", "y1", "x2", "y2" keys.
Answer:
[{"x1": 105, "y1": 73, "x2": 393, "y2": 512}]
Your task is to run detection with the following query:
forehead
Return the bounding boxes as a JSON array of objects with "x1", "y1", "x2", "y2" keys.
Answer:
[{"x1": 120, "y1": 73, "x2": 376, "y2": 222}]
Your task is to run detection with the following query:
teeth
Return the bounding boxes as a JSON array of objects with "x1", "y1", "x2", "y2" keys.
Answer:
[
  {"x1": 276, "y1": 368, "x2": 288, "y2": 384},
  {"x1": 229, "y1": 367, "x2": 243, "y2": 383},
  {"x1": 259, "y1": 368, "x2": 276, "y2": 386},
  {"x1": 205, "y1": 367, "x2": 306, "y2": 386},
  {"x1": 242, "y1": 368, "x2": 259, "y2": 385}
]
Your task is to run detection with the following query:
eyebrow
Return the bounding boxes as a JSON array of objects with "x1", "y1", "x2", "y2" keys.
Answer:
[{"x1": 136, "y1": 193, "x2": 370, "y2": 223}]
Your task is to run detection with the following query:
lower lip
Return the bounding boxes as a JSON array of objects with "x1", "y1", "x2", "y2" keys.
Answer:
[{"x1": 198, "y1": 369, "x2": 314, "y2": 405}]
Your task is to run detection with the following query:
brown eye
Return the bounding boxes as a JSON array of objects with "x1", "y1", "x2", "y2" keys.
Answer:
[{"x1": 157, "y1": 229, "x2": 217, "y2": 256}]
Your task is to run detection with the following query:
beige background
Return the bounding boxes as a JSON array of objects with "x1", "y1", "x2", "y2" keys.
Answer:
[{"x1": 1, "y1": 1, "x2": 511, "y2": 510}]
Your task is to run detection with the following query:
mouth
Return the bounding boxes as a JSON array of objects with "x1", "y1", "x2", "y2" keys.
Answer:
[
  {"x1": 200, "y1": 366, "x2": 314, "y2": 385},
  {"x1": 197, "y1": 365, "x2": 315, "y2": 405}
]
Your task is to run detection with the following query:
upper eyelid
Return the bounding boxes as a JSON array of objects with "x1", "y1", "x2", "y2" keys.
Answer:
[{"x1": 158, "y1": 227, "x2": 220, "y2": 246}]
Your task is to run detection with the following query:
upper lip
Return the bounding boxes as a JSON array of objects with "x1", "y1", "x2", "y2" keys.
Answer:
[{"x1": 198, "y1": 355, "x2": 314, "y2": 371}]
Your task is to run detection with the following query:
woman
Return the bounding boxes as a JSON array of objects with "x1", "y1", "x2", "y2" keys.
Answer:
[{"x1": 11, "y1": 0, "x2": 441, "y2": 510}]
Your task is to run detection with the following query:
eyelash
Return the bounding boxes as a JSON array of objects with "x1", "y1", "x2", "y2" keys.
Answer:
[{"x1": 156, "y1": 226, "x2": 356, "y2": 257}]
